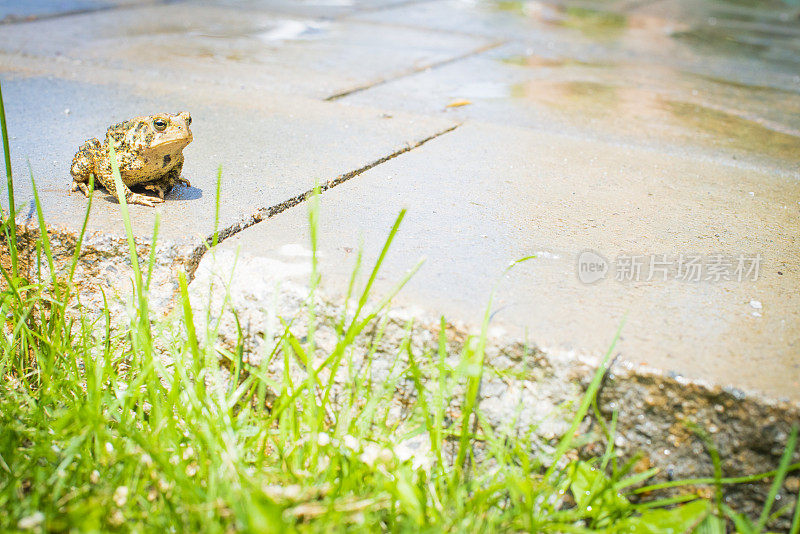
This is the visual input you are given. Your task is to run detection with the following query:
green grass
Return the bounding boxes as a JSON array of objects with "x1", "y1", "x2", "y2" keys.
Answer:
[{"x1": 1, "y1": 81, "x2": 799, "y2": 533}]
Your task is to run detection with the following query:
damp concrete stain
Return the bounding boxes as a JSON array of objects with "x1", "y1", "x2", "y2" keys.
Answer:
[
  {"x1": 493, "y1": 1, "x2": 627, "y2": 39},
  {"x1": 501, "y1": 54, "x2": 612, "y2": 69},
  {"x1": 507, "y1": 77, "x2": 800, "y2": 163},
  {"x1": 561, "y1": 7, "x2": 627, "y2": 40},
  {"x1": 664, "y1": 99, "x2": 800, "y2": 163},
  {"x1": 672, "y1": 26, "x2": 800, "y2": 70}
]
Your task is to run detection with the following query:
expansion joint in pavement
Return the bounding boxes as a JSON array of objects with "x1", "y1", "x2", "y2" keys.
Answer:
[
  {"x1": 184, "y1": 123, "x2": 460, "y2": 280},
  {"x1": 324, "y1": 41, "x2": 505, "y2": 101}
]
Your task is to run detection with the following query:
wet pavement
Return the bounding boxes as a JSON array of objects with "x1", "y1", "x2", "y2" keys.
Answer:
[
  {"x1": 0, "y1": 0, "x2": 798, "y2": 399},
  {"x1": 0, "y1": 75, "x2": 454, "y2": 242}
]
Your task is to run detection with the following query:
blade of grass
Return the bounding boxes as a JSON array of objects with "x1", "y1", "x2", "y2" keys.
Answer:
[
  {"x1": 688, "y1": 422, "x2": 724, "y2": 519},
  {"x1": 756, "y1": 425, "x2": 798, "y2": 533},
  {"x1": 28, "y1": 163, "x2": 56, "y2": 288},
  {"x1": 66, "y1": 175, "x2": 94, "y2": 284},
  {"x1": 178, "y1": 271, "x2": 202, "y2": 392},
  {"x1": 634, "y1": 462, "x2": 800, "y2": 493},
  {"x1": 455, "y1": 255, "x2": 537, "y2": 478},
  {"x1": 306, "y1": 184, "x2": 321, "y2": 417},
  {"x1": 545, "y1": 316, "x2": 625, "y2": 481},
  {"x1": 313, "y1": 210, "x2": 415, "y2": 406},
  {"x1": 356, "y1": 208, "x2": 406, "y2": 315},
  {"x1": 630, "y1": 494, "x2": 700, "y2": 510},
  {"x1": 145, "y1": 212, "x2": 161, "y2": 291},
  {"x1": 767, "y1": 503, "x2": 794, "y2": 526},
  {"x1": 0, "y1": 80, "x2": 18, "y2": 279},
  {"x1": 108, "y1": 144, "x2": 146, "y2": 316},
  {"x1": 454, "y1": 330, "x2": 487, "y2": 476},
  {"x1": 722, "y1": 502, "x2": 756, "y2": 534},
  {"x1": 432, "y1": 316, "x2": 448, "y2": 468},
  {"x1": 212, "y1": 165, "x2": 222, "y2": 247},
  {"x1": 615, "y1": 467, "x2": 660, "y2": 492}
]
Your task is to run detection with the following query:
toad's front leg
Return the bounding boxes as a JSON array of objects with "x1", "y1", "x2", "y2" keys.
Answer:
[
  {"x1": 71, "y1": 177, "x2": 93, "y2": 197},
  {"x1": 143, "y1": 181, "x2": 168, "y2": 200},
  {"x1": 144, "y1": 164, "x2": 190, "y2": 199}
]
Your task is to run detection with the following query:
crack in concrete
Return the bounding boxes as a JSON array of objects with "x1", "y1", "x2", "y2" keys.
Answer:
[
  {"x1": 184, "y1": 123, "x2": 460, "y2": 281},
  {"x1": 324, "y1": 41, "x2": 505, "y2": 101}
]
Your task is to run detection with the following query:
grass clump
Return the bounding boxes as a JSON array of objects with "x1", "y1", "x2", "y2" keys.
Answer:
[{"x1": 1, "y1": 82, "x2": 799, "y2": 533}]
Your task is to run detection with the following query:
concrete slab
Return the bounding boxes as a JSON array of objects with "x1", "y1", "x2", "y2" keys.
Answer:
[
  {"x1": 0, "y1": 73, "x2": 455, "y2": 244},
  {"x1": 0, "y1": 3, "x2": 492, "y2": 100},
  {"x1": 212, "y1": 121, "x2": 800, "y2": 400}
]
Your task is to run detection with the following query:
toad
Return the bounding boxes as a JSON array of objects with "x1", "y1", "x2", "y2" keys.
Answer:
[{"x1": 70, "y1": 111, "x2": 193, "y2": 207}]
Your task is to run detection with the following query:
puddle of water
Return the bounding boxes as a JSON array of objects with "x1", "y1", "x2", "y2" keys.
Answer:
[
  {"x1": 691, "y1": 72, "x2": 796, "y2": 94},
  {"x1": 672, "y1": 25, "x2": 800, "y2": 70},
  {"x1": 511, "y1": 80, "x2": 620, "y2": 112},
  {"x1": 502, "y1": 54, "x2": 610, "y2": 68},
  {"x1": 561, "y1": 7, "x2": 627, "y2": 40},
  {"x1": 673, "y1": 27, "x2": 768, "y2": 56},
  {"x1": 493, "y1": 1, "x2": 627, "y2": 39},
  {"x1": 494, "y1": 1, "x2": 540, "y2": 16},
  {"x1": 715, "y1": 0, "x2": 794, "y2": 9},
  {"x1": 508, "y1": 77, "x2": 800, "y2": 163},
  {"x1": 664, "y1": 99, "x2": 800, "y2": 163}
]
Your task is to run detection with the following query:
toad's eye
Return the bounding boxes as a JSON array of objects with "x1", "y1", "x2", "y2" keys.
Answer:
[
  {"x1": 185, "y1": 115, "x2": 192, "y2": 126},
  {"x1": 153, "y1": 118, "x2": 168, "y2": 131}
]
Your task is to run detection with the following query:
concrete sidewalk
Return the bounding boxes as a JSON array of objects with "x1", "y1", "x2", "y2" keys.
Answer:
[{"x1": 1, "y1": 0, "x2": 798, "y2": 400}]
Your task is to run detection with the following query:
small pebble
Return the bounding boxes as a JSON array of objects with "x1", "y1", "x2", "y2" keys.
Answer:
[{"x1": 749, "y1": 300, "x2": 762, "y2": 309}]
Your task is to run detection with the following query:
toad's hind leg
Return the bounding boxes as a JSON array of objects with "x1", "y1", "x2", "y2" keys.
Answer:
[{"x1": 70, "y1": 138, "x2": 101, "y2": 197}]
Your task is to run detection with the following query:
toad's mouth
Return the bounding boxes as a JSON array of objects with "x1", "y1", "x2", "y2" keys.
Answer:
[{"x1": 150, "y1": 136, "x2": 191, "y2": 150}]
